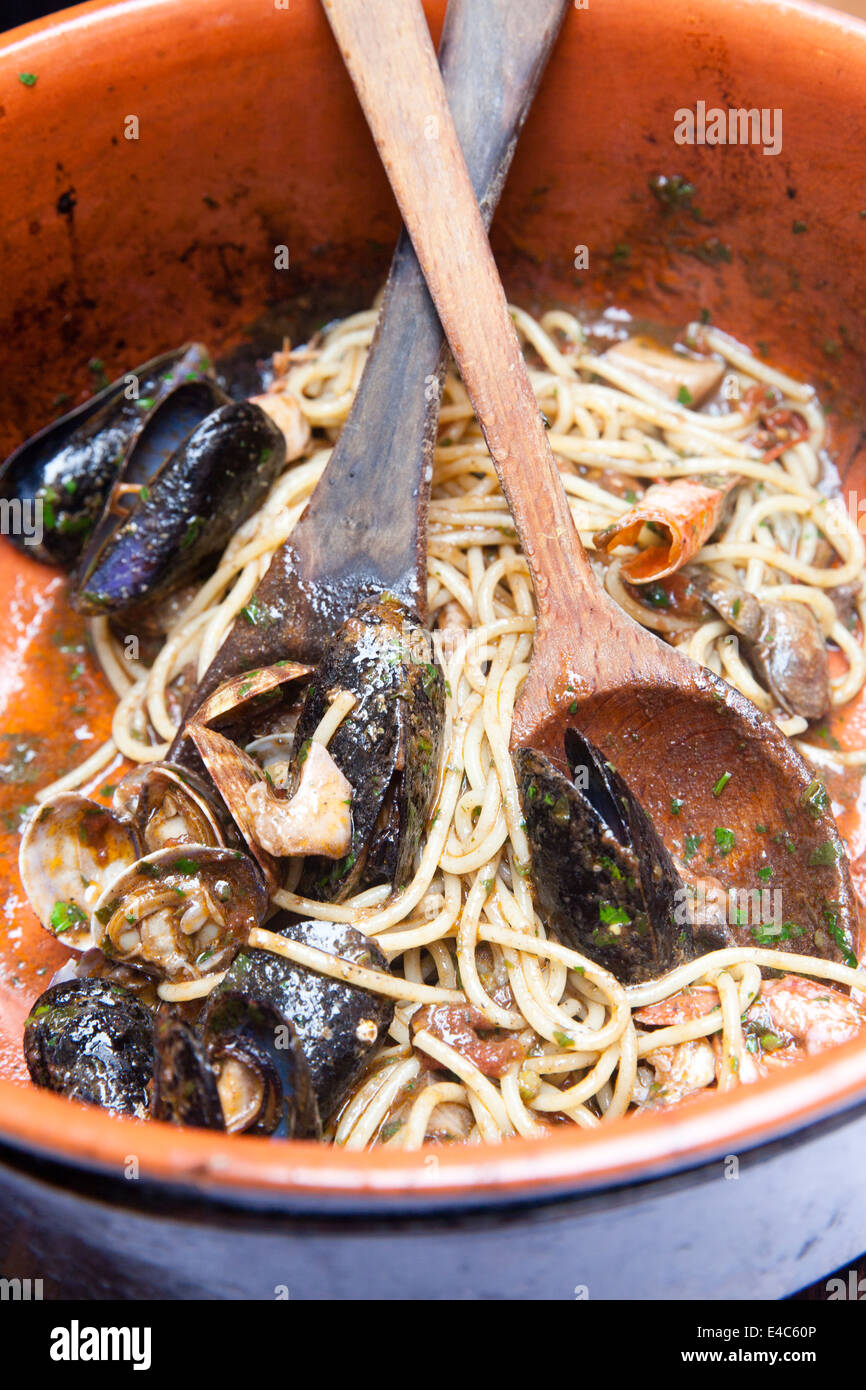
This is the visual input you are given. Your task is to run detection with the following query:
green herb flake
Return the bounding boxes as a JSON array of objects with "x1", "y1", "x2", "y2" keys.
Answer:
[
  {"x1": 809, "y1": 841, "x2": 839, "y2": 867},
  {"x1": 599, "y1": 901, "x2": 630, "y2": 927},
  {"x1": 683, "y1": 832, "x2": 702, "y2": 862},
  {"x1": 49, "y1": 900, "x2": 87, "y2": 935}
]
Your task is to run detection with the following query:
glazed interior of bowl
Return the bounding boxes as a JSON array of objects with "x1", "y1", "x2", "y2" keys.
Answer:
[{"x1": 2, "y1": 0, "x2": 866, "y2": 1202}]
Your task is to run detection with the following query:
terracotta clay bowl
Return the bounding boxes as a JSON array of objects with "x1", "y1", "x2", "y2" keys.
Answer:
[{"x1": 2, "y1": 0, "x2": 866, "y2": 1236}]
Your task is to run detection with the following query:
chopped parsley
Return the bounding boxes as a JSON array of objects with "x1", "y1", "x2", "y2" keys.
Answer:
[
  {"x1": 809, "y1": 841, "x2": 839, "y2": 868},
  {"x1": 49, "y1": 900, "x2": 87, "y2": 935},
  {"x1": 599, "y1": 901, "x2": 630, "y2": 926}
]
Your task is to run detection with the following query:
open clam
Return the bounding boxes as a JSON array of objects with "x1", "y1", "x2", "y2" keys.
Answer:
[
  {"x1": 19, "y1": 794, "x2": 142, "y2": 950},
  {"x1": 112, "y1": 761, "x2": 232, "y2": 852},
  {"x1": 93, "y1": 845, "x2": 269, "y2": 982}
]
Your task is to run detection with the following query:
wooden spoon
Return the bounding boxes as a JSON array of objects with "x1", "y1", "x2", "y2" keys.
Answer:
[
  {"x1": 177, "y1": 0, "x2": 569, "y2": 725},
  {"x1": 321, "y1": 0, "x2": 858, "y2": 966}
]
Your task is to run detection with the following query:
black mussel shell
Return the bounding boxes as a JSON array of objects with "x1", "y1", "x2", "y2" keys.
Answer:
[
  {"x1": 515, "y1": 729, "x2": 694, "y2": 984},
  {"x1": 207, "y1": 917, "x2": 394, "y2": 1123},
  {"x1": 23, "y1": 977, "x2": 154, "y2": 1116},
  {"x1": 291, "y1": 595, "x2": 445, "y2": 902},
  {"x1": 201, "y1": 985, "x2": 321, "y2": 1139},
  {"x1": 72, "y1": 399, "x2": 286, "y2": 615},
  {"x1": 151, "y1": 1013, "x2": 224, "y2": 1130},
  {"x1": 0, "y1": 344, "x2": 213, "y2": 567}
]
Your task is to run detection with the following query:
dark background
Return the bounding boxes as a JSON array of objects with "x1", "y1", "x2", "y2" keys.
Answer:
[{"x1": 3, "y1": 0, "x2": 67, "y2": 28}]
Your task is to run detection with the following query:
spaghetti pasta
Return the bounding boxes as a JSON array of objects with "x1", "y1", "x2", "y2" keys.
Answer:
[{"x1": 45, "y1": 303, "x2": 866, "y2": 1145}]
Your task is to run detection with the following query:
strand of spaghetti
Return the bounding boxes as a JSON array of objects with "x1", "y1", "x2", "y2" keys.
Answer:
[
  {"x1": 311, "y1": 689, "x2": 357, "y2": 745},
  {"x1": 715, "y1": 970, "x2": 746, "y2": 1091},
  {"x1": 500, "y1": 1063, "x2": 549, "y2": 1138},
  {"x1": 402, "y1": 1081, "x2": 471, "y2": 1149},
  {"x1": 341, "y1": 1057, "x2": 421, "y2": 1150},
  {"x1": 248, "y1": 926, "x2": 463, "y2": 1003},
  {"x1": 333, "y1": 1055, "x2": 409, "y2": 1145},
  {"x1": 89, "y1": 617, "x2": 142, "y2": 694},
  {"x1": 605, "y1": 1021, "x2": 639, "y2": 1121},
  {"x1": 529, "y1": 1044, "x2": 621, "y2": 1112},
  {"x1": 412, "y1": 1028, "x2": 513, "y2": 1135},
  {"x1": 627, "y1": 947, "x2": 866, "y2": 1009},
  {"x1": 35, "y1": 736, "x2": 118, "y2": 803},
  {"x1": 479, "y1": 923, "x2": 630, "y2": 1051},
  {"x1": 158, "y1": 970, "x2": 227, "y2": 1002}
]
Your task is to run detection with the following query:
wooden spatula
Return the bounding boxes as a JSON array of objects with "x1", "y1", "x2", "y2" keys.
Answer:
[
  {"x1": 320, "y1": 0, "x2": 858, "y2": 966},
  {"x1": 177, "y1": 0, "x2": 569, "y2": 726}
]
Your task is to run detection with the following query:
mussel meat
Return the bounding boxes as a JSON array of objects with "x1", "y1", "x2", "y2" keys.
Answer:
[
  {"x1": 23, "y1": 977, "x2": 154, "y2": 1116},
  {"x1": 516, "y1": 728, "x2": 695, "y2": 984},
  {"x1": 201, "y1": 980, "x2": 321, "y2": 1137}
]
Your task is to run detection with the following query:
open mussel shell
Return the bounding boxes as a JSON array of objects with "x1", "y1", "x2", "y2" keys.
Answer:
[
  {"x1": 93, "y1": 844, "x2": 269, "y2": 982},
  {"x1": 191, "y1": 661, "x2": 313, "y2": 735},
  {"x1": 515, "y1": 729, "x2": 694, "y2": 984},
  {"x1": 19, "y1": 794, "x2": 142, "y2": 950},
  {"x1": 112, "y1": 761, "x2": 232, "y2": 853},
  {"x1": 151, "y1": 1013, "x2": 224, "y2": 1130},
  {"x1": 0, "y1": 344, "x2": 213, "y2": 568},
  {"x1": 290, "y1": 595, "x2": 445, "y2": 902},
  {"x1": 201, "y1": 985, "x2": 321, "y2": 1138},
  {"x1": 72, "y1": 398, "x2": 286, "y2": 616},
  {"x1": 186, "y1": 725, "x2": 281, "y2": 891},
  {"x1": 23, "y1": 978, "x2": 154, "y2": 1116},
  {"x1": 206, "y1": 917, "x2": 394, "y2": 1123},
  {"x1": 182, "y1": 660, "x2": 315, "y2": 889}
]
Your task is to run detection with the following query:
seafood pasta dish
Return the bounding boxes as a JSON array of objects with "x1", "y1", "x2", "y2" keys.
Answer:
[{"x1": 3, "y1": 303, "x2": 866, "y2": 1147}]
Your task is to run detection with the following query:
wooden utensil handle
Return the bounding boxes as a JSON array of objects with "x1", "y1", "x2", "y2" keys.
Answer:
[
  {"x1": 290, "y1": 0, "x2": 571, "y2": 620},
  {"x1": 321, "y1": 0, "x2": 598, "y2": 632}
]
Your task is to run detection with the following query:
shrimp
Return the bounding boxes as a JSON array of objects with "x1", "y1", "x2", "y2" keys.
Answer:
[
  {"x1": 636, "y1": 1037, "x2": 717, "y2": 1107},
  {"x1": 741, "y1": 976, "x2": 866, "y2": 1069},
  {"x1": 593, "y1": 477, "x2": 737, "y2": 585},
  {"x1": 636, "y1": 974, "x2": 866, "y2": 1103}
]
